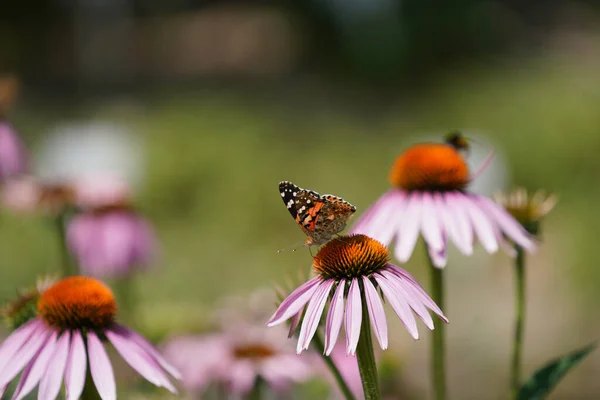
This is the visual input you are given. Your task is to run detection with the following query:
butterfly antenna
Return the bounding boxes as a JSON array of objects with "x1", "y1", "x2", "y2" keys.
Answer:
[{"x1": 277, "y1": 241, "x2": 305, "y2": 253}]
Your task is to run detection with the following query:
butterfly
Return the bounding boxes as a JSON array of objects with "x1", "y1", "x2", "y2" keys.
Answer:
[{"x1": 279, "y1": 181, "x2": 356, "y2": 247}]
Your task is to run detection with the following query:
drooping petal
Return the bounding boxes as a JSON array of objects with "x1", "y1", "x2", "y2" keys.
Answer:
[
  {"x1": 420, "y1": 192, "x2": 444, "y2": 252},
  {"x1": 351, "y1": 190, "x2": 397, "y2": 236},
  {"x1": 459, "y1": 194, "x2": 498, "y2": 253},
  {"x1": 0, "y1": 322, "x2": 49, "y2": 389},
  {"x1": 380, "y1": 269, "x2": 433, "y2": 330},
  {"x1": 297, "y1": 279, "x2": 335, "y2": 353},
  {"x1": 324, "y1": 280, "x2": 346, "y2": 355},
  {"x1": 428, "y1": 244, "x2": 447, "y2": 269},
  {"x1": 109, "y1": 324, "x2": 181, "y2": 380},
  {"x1": 0, "y1": 319, "x2": 42, "y2": 375},
  {"x1": 267, "y1": 277, "x2": 323, "y2": 327},
  {"x1": 362, "y1": 277, "x2": 388, "y2": 350},
  {"x1": 106, "y1": 329, "x2": 177, "y2": 393},
  {"x1": 38, "y1": 331, "x2": 70, "y2": 400},
  {"x1": 12, "y1": 331, "x2": 57, "y2": 400},
  {"x1": 87, "y1": 331, "x2": 116, "y2": 400},
  {"x1": 476, "y1": 196, "x2": 536, "y2": 252},
  {"x1": 354, "y1": 191, "x2": 408, "y2": 245},
  {"x1": 226, "y1": 360, "x2": 256, "y2": 395},
  {"x1": 395, "y1": 192, "x2": 423, "y2": 262},
  {"x1": 444, "y1": 192, "x2": 474, "y2": 254},
  {"x1": 433, "y1": 192, "x2": 470, "y2": 255},
  {"x1": 345, "y1": 279, "x2": 362, "y2": 355},
  {"x1": 374, "y1": 273, "x2": 418, "y2": 339},
  {"x1": 64, "y1": 331, "x2": 86, "y2": 400},
  {"x1": 287, "y1": 311, "x2": 302, "y2": 338},
  {"x1": 385, "y1": 264, "x2": 448, "y2": 323}
]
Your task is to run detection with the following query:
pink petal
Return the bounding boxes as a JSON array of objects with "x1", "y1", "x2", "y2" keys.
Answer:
[
  {"x1": 106, "y1": 329, "x2": 176, "y2": 393},
  {"x1": 12, "y1": 331, "x2": 57, "y2": 400},
  {"x1": 0, "y1": 319, "x2": 42, "y2": 375},
  {"x1": 476, "y1": 196, "x2": 536, "y2": 252},
  {"x1": 288, "y1": 311, "x2": 302, "y2": 338},
  {"x1": 351, "y1": 190, "x2": 398, "y2": 236},
  {"x1": 433, "y1": 192, "x2": 470, "y2": 255},
  {"x1": 380, "y1": 269, "x2": 433, "y2": 329},
  {"x1": 428, "y1": 245, "x2": 447, "y2": 269},
  {"x1": 325, "y1": 280, "x2": 346, "y2": 356},
  {"x1": 385, "y1": 264, "x2": 448, "y2": 323},
  {"x1": 64, "y1": 331, "x2": 86, "y2": 400},
  {"x1": 268, "y1": 277, "x2": 323, "y2": 326},
  {"x1": 0, "y1": 322, "x2": 49, "y2": 388},
  {"x1": 38, "y1": 331, "x2": 70, "y2": 400},
  {"x1": 354, "y1": 191, "x2": 407, "y2": 245},
  {"x1": 395, "y1": 192, "x2": 422, "y2": 262},
  {"x1": 459, "y1": 194, "x2": 498, "y2": 253},
  {"x1": 444, "y1": 192, "x2": 474, "y2": 254},
  {"x1": 87, "y1": 331, "x2": 116, "y2": 400},
  {"x1": 420, "y1": 192, "x2": 444, "y2": 252},
  {"x1": 226, "y1": 360, "x2": 256, "y2": 395},
  {"x1": 297, "y1": 279, "x2": 335, "y2": 354},
  {"x1": 345, "y1": 279, "x2": 362, "y2": 355},
  {"x1": 362, "y1": 277, "x2": 388, "y2": 350},
  {"x1": 374, "y1": 273, "x2": 418, "y2": 339},
  {"x1": 110, "y1": 324, "x2": 181, "y2": 380}
]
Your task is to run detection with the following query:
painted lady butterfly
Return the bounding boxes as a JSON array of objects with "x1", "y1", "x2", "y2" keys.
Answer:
[{"x1": 279, "y1": 181, "x2": 356, "y2": 247}]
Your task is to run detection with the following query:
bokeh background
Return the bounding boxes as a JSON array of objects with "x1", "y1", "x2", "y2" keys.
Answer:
[{"x1": 2, "y1": 0, "x2": 600, "y2": 398}]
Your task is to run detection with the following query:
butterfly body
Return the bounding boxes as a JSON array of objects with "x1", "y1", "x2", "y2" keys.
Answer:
[{"x1": 279, "y1": 181, "x2": 356, "y2": 247}]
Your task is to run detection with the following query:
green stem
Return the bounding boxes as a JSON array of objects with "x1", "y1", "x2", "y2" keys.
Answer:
[
  {"x1": 312, "y1": 331, "x2": 356, "y2": 400},
  {"x1": 81, "y1": 359, "x2": 101, "y2": 400},
  {"x1": 247, "y1": 377, "x2": 266, "y2": 400},
  {"x1": 511, "y1": 246, "x2": 526, "y2": 399},
  {"x1": 355, "y1": 281, "x2": 381, "y2": 400},
  {"x1": 427, "y1": 253, "x2": 446, "y2": 400},
  {"x1": 55, "y1": 212, "x2": 75, "y2": 277}
]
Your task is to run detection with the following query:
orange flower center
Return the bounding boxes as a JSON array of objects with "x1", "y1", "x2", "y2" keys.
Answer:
[
  {"x1": 313, "y1": 234, "x2": 389, "y2": 280},
  {"x1": 233, "y1": 344, "x2": 276, "y2": 360},
  {"x1": 389, "y1": 144, "x2": 470, "y2": 191},
  {"x1": 37, "y1": 276, "x2": 117, "y2": 330}
]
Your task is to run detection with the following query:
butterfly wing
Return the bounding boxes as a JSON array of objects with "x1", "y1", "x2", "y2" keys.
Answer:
[{"x1": 279, "y1": 181, "x2": 324, "y2": 236}]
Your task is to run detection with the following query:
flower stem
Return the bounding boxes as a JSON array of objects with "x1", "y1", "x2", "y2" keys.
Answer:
[
  {"x1": 312, "y1": 331, "x2": 356, "y2": 400},
  {"x1": 427, "y1": 253, "x2": 446, "y2": 400},
  {"x1": 511, "y1": 246, "x2": 526, "y2": 399},
  {"x1": 355, "y1": 281, "x2": 381, "y2": 400},
  {"x1": 54, "y1": 212, "x2": 75, "y2": 277},
  {"x1": 80, "y1": 363, "x2": 101, "y2": 400}
]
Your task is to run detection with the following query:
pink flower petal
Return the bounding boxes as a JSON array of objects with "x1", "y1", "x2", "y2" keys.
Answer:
[
  {"x1": 297, "y1": 279, "x2": 335, "y2": 354},
  {"x1": 476, "y1": 196, "x2": 536, "y2": 252},
  {"x1": 374, "y1": 273, "x2": 418, "y2": 339},
  {"x1": 64, "y1": 331, "x2": 87, "y2": 400},
  {"x1": 433, "y1": 192, "x2": 470, "y2": 255},
  {"x1": 106, "y1": 329, "x2": 177, "y2": 393},
  {"x1": 325, "y1": 280, "x2": 346, "y2": 356},
  {"x1": 428, "y1": 245, "x2": 447, "y2": 269},
  {"x1": 354, "y1": 191, "x2": 407, "y2": 245},
  {"x1": 226, "y1": 360, "x2": 256, "y2": 395},
  {"x1": 87, "y1": 331, "x2": 116, "y2": 400},
  {"x1": 0, "y1": 319, "x2": 42, "y2": 375},
  {"x1": 345, "y1": 279, "x2": 362, "y2": 355},
  {"x1": 395, "y1": 192, "x2": 422, "y2": 262},
  {"x1": 420, "y1": 192, "x2": 444, "y2": 252},
  {"x1": 11, "y1": 331, "x2": 57, "y2": 400},
  {"x1": 456, "y1": 193, "x2": 497, "y2": 253},
  {"x1": 351, "y1": 190, "x2": 397, "y2": 236},
  {"x1": 380, "y1": 269, "x2": 433, "y2": 329},
  {"x1": 110, "y1": 324, "x2": 181, "y2": 380},
  {"x1": 0, "y1": 322, "x2": 49, "y2": 388},
  {"x1": 268, "y1": 277, "x2": 323, "y2": 327},
  {"x1": 385, "y1": 264, "x2": 448, "y2": 323},
  {"x1": 288, "y1": 311, "x2": 302, "y2": 338},
  {"x1": 444, "y1": 192, "x2": 474, "y2": 254},
  {"x1": 38, "y1": 331, "x2": 70, "y2": 400},
  {"x1": 362, "y1": 276, "x2": 388, "y2": 350}
]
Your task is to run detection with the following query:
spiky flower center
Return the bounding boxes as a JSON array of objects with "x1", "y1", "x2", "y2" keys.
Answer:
[
  {"x1": 233, "y1": 344, "x2": 276, "y2": 360},
  {"x1": 389, "y1": 144, "x2": 470, "y2": 191},
  {"x1": 37, "y1": 276, "x2": 116, "y2": 330},
  {"x1": 313, "y1": 234, "x2": 389, "y2": 280}
]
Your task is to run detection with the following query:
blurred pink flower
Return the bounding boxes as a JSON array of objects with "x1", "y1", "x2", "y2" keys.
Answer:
[
  {"x1": 0, "y1": 176, "x2": 40, "y2": 213},
  {"x1": 268, "y1": 235, "x2": 447, "y2": 355},
  {"x1": 72, "y1": 175, "x2": 130, "y2": 210},
  {"x1": 0, "y1": 121, "x2": 27, "y2": 181},
  {"x1": 67, "y1": 210, "x2": 156, "y2": 278},
  {"x1": 0, "y1": 276, "x2": 179, "y2": 400},
  {"x1": 162, "y1": 326, "x2": 314, "y2": 396},
  {"x1": 327, "y1": 341, "x2": 364, "y2": 399},
  {"x1": 351, "y1": 138, "x2": 535, "y2": 267}
]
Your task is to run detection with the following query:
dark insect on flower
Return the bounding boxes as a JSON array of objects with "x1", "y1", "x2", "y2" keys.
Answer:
[{"x1": 279, "y1": 181, "x2": 356, "y2": 247}]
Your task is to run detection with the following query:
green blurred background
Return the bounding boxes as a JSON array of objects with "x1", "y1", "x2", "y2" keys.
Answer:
[{"x1": 2, "y1": 0, "x2": 600, "y2": 398}]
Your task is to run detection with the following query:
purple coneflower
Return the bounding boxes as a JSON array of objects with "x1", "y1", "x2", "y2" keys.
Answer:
[
  {"x1": 162, "y1": 326, "x2": 314, "y2": 396},
  {"x1": 0, "y1": 276, "x2": 180, "y2": 400},
  {"x1": 351, "y1": 137, "x2": 535, "y2": 267},
  {"x1": 268, "y1": 234, "x2": 447, "y2": 355},
  {"x1": 67, "y1": 178, "x2": 156, "y2": 278},
  {"x1": 0, "y1": 121, "x2": 27, "y2": 182}
]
